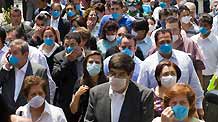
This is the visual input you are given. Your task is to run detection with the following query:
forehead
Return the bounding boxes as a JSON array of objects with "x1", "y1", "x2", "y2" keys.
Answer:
[
  {"x1": 166, "y1": 22, "x2": 179, "y2": 29},
  {"x1": 169, "y1": 95, "x2": 188, "y2": 103},
  {"x1": 64, "y1": 38, "x2": 78, "y2": 44},
  {"x1": 161, "y1": 65, "x2": 176, "y2": 73},
  {"x1": 157, "y1": 32, "x2": 171, "y2": 41},
  {"x1": 111, "y1": 4, "x2": 121, "y2": 8},
  {"x1": 29, "y1": 84, "x2": 44, "y2": 94},
  {"x1": 88, "y1": 54, "x2": 101, "y2": 61},
  {"x1": 110, "y1": 68, "x2": 127, "y2": 74}
]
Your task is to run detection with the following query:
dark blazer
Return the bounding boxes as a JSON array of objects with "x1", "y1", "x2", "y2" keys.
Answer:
[
  {"x1": 0, "y1": 61, "x2": 48, "y2": 114},
  {"x1": 52, "y1": 50, "x2": 79, "y2": 121},
  {"x1": 58, "y1": 18, "x2": 71, "y2": 42},
  {"x1": 84, "y1": 81, "x2": 154, "y2": 122}
]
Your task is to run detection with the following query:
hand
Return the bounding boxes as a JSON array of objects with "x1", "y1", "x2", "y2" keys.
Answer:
[
  {"x1": 161, "y1": 107, "x2": 174, "y2": 122},
  {"x1": 197, "y1": 108, "x2": 204, "y2": 120},
  {"x1": 75, "y1": 85, "x2": 89, "y2": 96},
  {"x1": 10, "y1": 115, "x2": 32, "y2": 122},
  {"x1": 65, "y1": 46, "x2": 82, "y2": 61},
  {"x1": 3, "y1": 52, "x2": 12, "y2": 70}
]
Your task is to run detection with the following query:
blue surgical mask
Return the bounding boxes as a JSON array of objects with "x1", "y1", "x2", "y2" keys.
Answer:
[
  {"x1": 112, "y1": 13, "x2": 121, "y2": 20},
  {"x1": 172, "y1": 105, "x2": 189, "y2": 121},
  {"x1": 159, "y1": 43, "x2": 172, "y2": 54},
  {"x1": 142, "y1": 4, "x2": 152, "y2": 14},
  {"x1": 65, "y1": 46, "x2": 74, "y2": 54},
  {"x1": 160, "y1": 20, "x2": 166, "y2": 29},
  {"x1": 199, "y1": 27, "x2": 209, "y2": 35},
  {"x1": 159, "y1": 2, "x2": 167, "y2": 8},
  {"x1": 67, "y1": 10, "x2": 76, "y2": 17},
  {"x1": 9, "y1": 55, "x2": 19, "y2": 65},
  {"x1": 87, "y1": 62, "x2": 101, "y2": 76},
  {"x1": 52, "y1": 10, "x2": 60, "y2": 18},
  {"x1": 121, "y1": 48, "x2": 133, "y2": 57},
  {"x1": 44, "y1": 38, "x2": 54, "y2": 46},
  {"x1": 116, "y1": 36, "x2": 122, "y2": 45}
]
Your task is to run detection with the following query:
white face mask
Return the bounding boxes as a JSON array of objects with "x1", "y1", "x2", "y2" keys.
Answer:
[
  {"x1": 131, "y1": 30, "x2": 138, "y2": 36},
  {"x1": 106, "y1": 35, "x2": 116, "y2": 42},
  {"x1": 181, "y1": 16, "x2": 191, "y2": 24},
  {"x1": 148, "y1": 25, "x2": 156, "y2": 33},
  {"x1": 109, "y1": 76, "x2": 127, "y2": 92},
  {"x1": 172, "y1": 34, "x2": 179, "y2": 42},
  {"x1": 160, "y1": 75, "x2": 177, "y2": 88},
  {"x1": 29, "y1": 95, "x2": 45, "y2": 108}
]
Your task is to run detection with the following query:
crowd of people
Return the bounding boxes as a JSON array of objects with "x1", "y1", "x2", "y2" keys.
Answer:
[{"x1": 0, "y1": 0, "x2": 218, "y2": 122}]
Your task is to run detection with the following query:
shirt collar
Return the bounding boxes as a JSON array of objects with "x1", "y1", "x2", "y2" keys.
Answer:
[
  {"x1": 196, "y1": 32, "x2": 214, "y2": 42},
  {"x1": 157, "y1": 49, "x2": 177, "y2": 62},
  {"x1": 27, "y1": 100, "x2": 51, "y2": 116},
  {"x1": 109, "y1": 82, "x2": 129, "y2": 98},
  {"x1": 15, "y1": 61, "x2": 29, "y2": 73},
  {"x1": 51, "y1": 17, "x2": 60, "y2": 23},
  {"x1": 38, "y1": 43, "x2": 59, "y2": 57}
]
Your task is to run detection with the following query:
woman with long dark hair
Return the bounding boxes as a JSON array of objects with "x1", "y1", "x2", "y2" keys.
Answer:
[{"x1": 70, "y1": 51, "x2": 107, "y2": 122}]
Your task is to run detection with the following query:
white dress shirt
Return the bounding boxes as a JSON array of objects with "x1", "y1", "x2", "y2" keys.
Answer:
[
  {"x1": 50, "y1": 17, "x2": 60, "y2": 30},
  {"x1": 109, "y1": 85, "x2": 128, "y2": 122},
  {"x1": 16, "y1": 101, "x2": 67, "y2": 122},
  {"x1": 137, "y1": 49, "x2": 204, "y2": 108},
  {"x1": 0, "y1": 45, "x2": 8, "y2": 61},
  {"x1": 38, "y1": 43, "x2": 60, "y2": 58},
  {"x1": 14, "y1": 61, "x2": 29, "y2": 101},
  {"x1": 191, "y1": 33, "x2": 218, "y2": 75}
]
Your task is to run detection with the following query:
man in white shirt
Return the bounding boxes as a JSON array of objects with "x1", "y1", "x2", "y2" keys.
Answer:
[
  {"x1": 137, "y1": 29, "x2": 204, "y2": 118},
  {"x1": 84, "y1": 53, "x2": 154, "y2": 122},
  {"x1": 104, "y1": 33, "x2": 142, "y2": 82},
  {"x1": 0, "y1": 39, "x2": 49, "y2": 114},
  {"x1": 191, "y1": 13, "x2": 218, "y2": 91}
]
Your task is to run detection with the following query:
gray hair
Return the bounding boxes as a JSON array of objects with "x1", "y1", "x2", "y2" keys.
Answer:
[{"x1": 9, "y1": 39, "x2": 29, "y2": 54}]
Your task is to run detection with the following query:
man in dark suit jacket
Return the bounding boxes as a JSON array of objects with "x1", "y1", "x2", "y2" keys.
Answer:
[
  {"x1": 84, "y1": 53, "x2": 154, "y2": 122},
  {"x1": 0, "y1": 39, "x2": 48, "y2": 114},
  {"x1": 52, "y1": 31, "x2": 84, "y2": 122},
  {"x1": 50, "y1": 3, "x2": 71, "y2": 42}
]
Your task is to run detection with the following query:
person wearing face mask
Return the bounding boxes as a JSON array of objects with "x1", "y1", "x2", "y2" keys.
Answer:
[
  {"x1": 97, "y1": 0, "x2": 135, "y2": 37},
  {"x1": 50, "y1": 3, "x2": 71, "y2": 42},
  {"x1": 137, "y1": 29, "x2": 204, "y2": 119},
  {"x1": 84, "y1": 53, "x2": 154, "y2": 122},
  {"x1": 179, "y1": 5, "x2": 199, "y2": 38},
  {"x1": 152, "y1": 0, "x2": 171, "y2": 21},
  {"x1": 97, "y1": 21, "x2": 120, "y2": 58},
  {"x1": 38, "y1": 26, "x2": 63, "y2": 73},
  {"x1": 70, "y1": 51, "x2": 107, "y2": 122},
  {"x1": 16, "y1": 76, "x2": 67, "y2": 122},
  {"x1": 153, "y1": 61, "x2": 181, "y2": 117},
  {"x1": 150, "y1": 8, "x2": 173, "y2": 45},
  {"x1": 152, "y1": 83, "x2": 204, "y2": 122},
  {"x1": 0, "y1": 39, "x2": 50, "y2": 114},
  {"x1": 64, "y1": 2, "x2": 79, "y2": 22},
  {"x1": 104, "y1": 33, "x2": 142, "y2": 82},
  {"x1": 52, "y1": 31, "x2": 84, "y2": 122},
  {"x1": 165, "y1": 16, "x2": 205, "y2": 90},
  {"x1": 191, "y1": 13, "x2": 218, "y2": 92},
  {"x1": 132, "y1": 18, "x2": 153, "y2": 59}
]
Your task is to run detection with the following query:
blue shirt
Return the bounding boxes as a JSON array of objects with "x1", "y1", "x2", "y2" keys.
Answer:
[
  {"x1": 136, "y1": 37, "x2": 153, "y2": 59},
  {"x1": 97, "y1": 14, "x2": 135, "y2": 36},
  {"x1": 137, "y1": 49, "x2": 204, "y2": 109},
  {"x1": 97, "y1": 39, "x2": 119, "y2": 58},
  {"x1": 104, "y1": 55, "x2": 142, "y2": 82}
]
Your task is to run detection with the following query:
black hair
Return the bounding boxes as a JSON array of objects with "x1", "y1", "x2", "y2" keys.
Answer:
[{"x1": 0, "y1": 27, "x2": 6, "y2": 44}]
